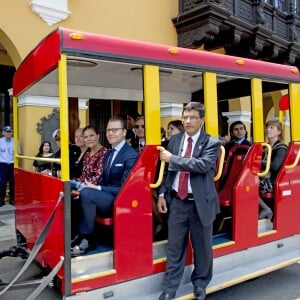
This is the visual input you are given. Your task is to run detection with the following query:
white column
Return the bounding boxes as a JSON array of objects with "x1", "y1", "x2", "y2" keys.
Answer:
[
  {"x1": 222, "y1": 111, "x2": 252, "y2": 124},
  {"x1": 160, "y1": 103, "x2": 183, "y2": 118},
  {"x1": 18, "y1": 95, "x2": 88, "y2": 110}
]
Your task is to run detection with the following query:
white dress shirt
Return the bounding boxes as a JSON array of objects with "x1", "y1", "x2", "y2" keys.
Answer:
[{"x1": 172, "y1": 130, "x2": 201, "y2": 193}]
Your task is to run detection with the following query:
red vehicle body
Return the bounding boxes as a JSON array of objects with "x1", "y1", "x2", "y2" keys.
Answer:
[{"x1": 10, "y1": 28, "x2": 300, "y2": 299}]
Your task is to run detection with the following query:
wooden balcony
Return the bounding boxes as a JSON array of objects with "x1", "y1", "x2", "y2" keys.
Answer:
[{"x1": 173, "y1": 0, "x2": 300, "y2": 67}]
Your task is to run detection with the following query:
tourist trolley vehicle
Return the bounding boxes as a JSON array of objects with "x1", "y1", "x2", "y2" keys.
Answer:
[{"x1": 1, "y1": 27, "x2": 300, "y2": 299}]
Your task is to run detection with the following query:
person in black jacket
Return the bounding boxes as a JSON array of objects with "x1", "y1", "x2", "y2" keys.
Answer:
[
  {"x1": 224, "y1": 121, "x2": 252, "y2": 158},
  {"x1": 52, "y1": 129, "x2": 81, "y2": 178},
  {"x1": 259, "y1": 120, "x2": 287, "y2": 219},
  {"x1": 32, "y1": 141, "x2": 54, "y2": 174},
  {"x1": 125, "y1": 112, "x2": 141, "y2": 148}
]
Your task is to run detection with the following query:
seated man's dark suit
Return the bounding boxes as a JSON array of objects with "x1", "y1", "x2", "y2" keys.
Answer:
[
  {"x1": 78, "y1": 142, "x2": 138, "y2": 235},
  {"x1": 158, "y1": 131, "x2": 221, "y2": 297},
  {"x1": 224, "y1": 138, "x2": 252, "y2": 158}
]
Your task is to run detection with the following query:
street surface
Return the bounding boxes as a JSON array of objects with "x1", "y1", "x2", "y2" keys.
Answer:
[
  {"x1": 1, "y1": 255, "x2": 300, "y2": 299},
  {"x1": 1, "y1": 205, "x2": 300, "y2": 299}
]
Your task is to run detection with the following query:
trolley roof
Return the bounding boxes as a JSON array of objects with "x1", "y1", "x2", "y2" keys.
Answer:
[{"x1": 13, "y1": 27, "x2": 300, "y2": 97}]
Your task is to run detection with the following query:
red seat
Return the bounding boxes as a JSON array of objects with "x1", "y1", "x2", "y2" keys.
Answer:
[
  {"x1": 95, "y1": 216, "x2": 113, "y2": 226},
  {"x1": 218, "y1": 145, "x2": 250, "y2": 206},
  {"x1": 260, "y1": 192, "x2": 273, "y2": 199}
]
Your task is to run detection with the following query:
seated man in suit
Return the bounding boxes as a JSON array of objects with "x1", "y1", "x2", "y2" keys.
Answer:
[
  {"x1": 224, "y1": 121, "x2": 252, "y2": 158},
  {"x1": 71, "y1": 116, "x2": 138, "y2": 256}
]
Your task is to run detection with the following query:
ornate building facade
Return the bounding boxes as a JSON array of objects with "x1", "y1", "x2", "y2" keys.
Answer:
[{"x1": 174, "y1": 0, "x2": 300, "y2": 67}]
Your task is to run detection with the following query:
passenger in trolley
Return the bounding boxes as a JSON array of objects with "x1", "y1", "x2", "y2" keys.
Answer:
[
  {"x1": 134, "y1": 115, "x2": 145, "y2": 152},
  {"x1": 52, "y1": 129, "x2": 81, "y2": 178},
  {"x1": 157, "y1": 102, "x2": 221, "y2": 300},
  {"x1": 71, "y1": 128, "x2": 89, "y2": 180},
  {"x1": 70, "y1": 125, "x2": 107, "y2": 239},
  {"x1": 71, "y1": 116, "x2": 138, "y2": 256},
  {"x1": 70, "y1": 125, "x2": 107, "y2": 192},
  {"x1": 125, "y1": 111, "x2": 140, "y2": 148},
  {"x1": 259, "y1": 119, "x2": 287, "y2": 219},
  {"x1": 166, "y1": 120, "x2": 184, "y2": 140},
  {"x1": 224, "y1": 121, "x2": 252, "y2": 157}
]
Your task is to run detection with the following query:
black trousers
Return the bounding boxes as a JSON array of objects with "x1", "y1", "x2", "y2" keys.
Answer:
[{"x1": 162, "y1": 196, "x2": 213, "y2": 297}]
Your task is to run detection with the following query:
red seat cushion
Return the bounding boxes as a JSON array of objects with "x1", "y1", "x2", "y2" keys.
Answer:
[
  {"x1": 218, "y1": 145, "x2": 250, "y2": 206},
  {"x1": 260, "y1": 192, "x2": 273, "y2": 199},
  {"x1": 95, "y1": 216, "x2": 113, "y2": 226}
]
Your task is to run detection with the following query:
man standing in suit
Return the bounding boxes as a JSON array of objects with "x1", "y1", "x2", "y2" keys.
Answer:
[
  {"x1": 157, "y1": 102, "x2": 221, "y2": 300},
  {"x1": 71, "y1": 116, "x2": 138, "y2": 256}
]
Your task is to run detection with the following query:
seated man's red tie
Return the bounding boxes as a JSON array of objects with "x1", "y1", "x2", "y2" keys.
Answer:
[{"x1": 177, "y1": 137, "x2": 193, "y2": 200}]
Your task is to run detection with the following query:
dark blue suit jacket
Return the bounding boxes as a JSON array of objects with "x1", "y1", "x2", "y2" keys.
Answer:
[
  {"x1": 225, "y1": 138, "x2": 252, "y2": 158},
  {"x1": 99, "y1": 142, "x2": 138, "y2": 196}
]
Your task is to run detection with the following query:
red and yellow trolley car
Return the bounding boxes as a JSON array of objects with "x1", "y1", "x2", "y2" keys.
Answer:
[{"x1": 2, "y1": 28, "x2": 300, "y2": 299}]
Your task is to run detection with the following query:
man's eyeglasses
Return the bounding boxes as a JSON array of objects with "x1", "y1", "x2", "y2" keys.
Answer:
[
  {"x1": 135, "y1": 125, "x2": 145, "y2": 129},
  {"x1": 106, "y1": 128, "x2": 124, "y2": 134},
  {"x1": 182, "y1": 116, "x2": 200, "y2": 121}
]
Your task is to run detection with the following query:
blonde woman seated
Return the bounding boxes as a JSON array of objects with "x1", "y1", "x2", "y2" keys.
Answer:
[{"x1": 259, "y1": 120, "x2": 287, "y2": 219}]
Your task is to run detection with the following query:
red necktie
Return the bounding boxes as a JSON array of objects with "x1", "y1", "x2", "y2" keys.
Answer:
[{"x1": 177, "y1": 137, "x2": 193, "y2": 200}]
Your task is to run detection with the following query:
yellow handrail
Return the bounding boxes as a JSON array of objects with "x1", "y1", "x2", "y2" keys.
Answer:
[
  {"x1": 285, "y1": 144, "x2": 300, "y2": 169},
  {"x1": 150, "y1": 144, "x2": 226, "y2": 187},
  {"x1": 257, "y1": 142, "x2": 272, "y2": 177},
  {"x1": 150, "y1": 146, "x2": 165, "y2": 189},
  {"x1": 15, "y1": 155, "x2": 61, "y2": 163},
  {"x1": 214, "y1": 145, "x2": 225, "y2": 181}
]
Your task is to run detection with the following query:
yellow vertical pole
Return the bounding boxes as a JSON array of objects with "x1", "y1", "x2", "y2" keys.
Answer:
[
  {"x1": 143, "y1": 65, "x2": 161, "y2": 145},
  {"x1": 13, "y1": 96, "x2": 19, "y2": 167},
  {"x1": 289, "y1": 82, "x2": 300, "y2": 142},
  {"x1": 137, "y1": 101, "x2": 143, "y2": 115},
  {"x1": 251, "y1": 78, "x2": 264, "y2": 142},
  {"x1": 203, "y1": 72, "x2": 218, "y2": 137},
  {"x1": 58, "y1": 54, "x2": 70, "y2": 180},
  {"x1": 279, "y1": 110, "x2": 284, "y2": 125}
]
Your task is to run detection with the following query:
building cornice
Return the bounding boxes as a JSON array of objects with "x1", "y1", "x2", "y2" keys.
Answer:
[
  {"x1": 29, "y1": 0, "x2": 71, "y2": 26},
  {"x1": 18, "y1": 95, "x2": 88, "y2": 110}
]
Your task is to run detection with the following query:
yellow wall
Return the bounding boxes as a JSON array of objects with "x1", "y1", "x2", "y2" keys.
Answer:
[
  {"x1": 18, "y1": 104, "x2": 88, "y2": 170},
  {"x1": 0, "y1": 0, "x2": 178, "y2": 67},
  {"x1": 0, "y1": 0, "x2": 178, "y2": 161},
  {"x1": 18, "y1": 106, "x2": 54, "y2": 170}
]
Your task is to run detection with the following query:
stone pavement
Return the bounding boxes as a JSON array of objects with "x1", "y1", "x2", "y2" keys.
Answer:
[
  {"x1": 0, "y1": 204, "x2": 61, "y2": 299},
  {"x1": 0, "y1": 204, "x2": 16, "y2": 249}
]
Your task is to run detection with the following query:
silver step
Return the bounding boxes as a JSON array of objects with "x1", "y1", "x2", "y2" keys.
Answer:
[
  {"x1": 71, "y1": 251, "x2": 114, "y2": 280},
  {"x1": 258, "y1": 218, "x2": 273, "y2": 234},
  {"x1": 71, "y1": 240, "x2": 168, "y2": 280},
  {"x1": 68, "y1": 234, "x2": 300, "y2": 299}
]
